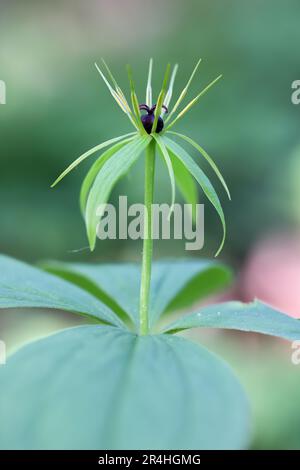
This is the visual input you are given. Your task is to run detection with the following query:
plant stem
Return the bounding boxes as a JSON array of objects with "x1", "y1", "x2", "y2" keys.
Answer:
[{"x1": 139, "y1": 139, "x2": 156, "y2": 335}]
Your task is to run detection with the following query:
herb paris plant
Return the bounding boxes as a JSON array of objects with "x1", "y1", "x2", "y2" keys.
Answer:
[
  {"x1": 1, "y1": 60, "x2": 300, "y2": 450},
  {"x1": 51, "y1": 59, "x2": 228, "y2": 336}
]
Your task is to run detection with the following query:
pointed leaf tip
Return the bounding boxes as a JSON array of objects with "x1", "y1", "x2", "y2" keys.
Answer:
[{"x1": 163, "y1": 300, "x2": 300, "y2": 342}]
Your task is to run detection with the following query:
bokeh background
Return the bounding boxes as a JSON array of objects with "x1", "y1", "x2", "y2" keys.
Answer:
[{"x1": 1, "y1": 0, "x2": 300, "y2": 449}]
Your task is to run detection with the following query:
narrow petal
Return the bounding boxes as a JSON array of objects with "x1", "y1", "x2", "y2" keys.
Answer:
[
  {"x1": 95, "y1": 62, "x2": 138, "y2": 129},
  {"x1": 163, "y1": 64, "x2": 179, "y2": 111},
  {"x1": 146, "y1": 58, "x2": 153, "y2": 108},
  {"x1": 127, "y1": 65, "x2": 146, "y2": 134},
  {"x1": 165, "y1": 59, "x2": 202, "y2": 123},
  {"x1": 165, "y1": 75, "x2": 222, "y2": 131},
  {"x1": 151, "y1": 63, "x2": 171, "y2": 133}
]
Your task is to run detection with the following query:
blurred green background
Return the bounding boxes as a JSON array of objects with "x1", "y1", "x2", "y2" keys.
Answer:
[{"x1": 1, "y1": 0, "x2": 300, "y2": 449}]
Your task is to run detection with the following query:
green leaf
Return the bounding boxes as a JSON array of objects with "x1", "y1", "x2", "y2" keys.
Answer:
[
  {"x1": 51, "y1": 133, "x2": 136, "y2": 187},
  {"x1": 170, "y1": 152, "x2": 198, "y2": 223},
  {"x1": 0, "y1": 255, "x2": 124, "y2": 327},
  {"x1": 85, "y1": 135, "x2": 151, "y2": 250},
  {"x1": 79, "y1": 138, "x2": 133, "y2": 214},
  {"x1": 0, "y1": 326, "x2": 250, "y2": 449},
  {"x1": 168, "y1": 131, "x2": 231, "y2": 200},
  {"x1": 149, "y1": 259, "x2": 232, "y2": 327},
  {"x1": 153, "y1": 135, "x2": 175, "y2": 217},
  {"x1": 41, "y1": 261, "x2": 141, "y2": 328},
  {"x1": 162, "y1": 136, "x2": 226, "y2": 256},
  {"x1": 163, "y1": 300, "x2": 300, "y2": 340},
  {"x1": 41, "y1": 259, "x2": 232, "y2": 330}
]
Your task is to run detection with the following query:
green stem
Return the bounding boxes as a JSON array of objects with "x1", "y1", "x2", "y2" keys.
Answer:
[{"x1": 139, "y1": 139, "x2": 156, "y2": 335}]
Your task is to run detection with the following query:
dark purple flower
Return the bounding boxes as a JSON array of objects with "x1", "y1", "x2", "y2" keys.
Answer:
[{"x1": 139, "y1": 104, "x2": 168, "y2": 134}]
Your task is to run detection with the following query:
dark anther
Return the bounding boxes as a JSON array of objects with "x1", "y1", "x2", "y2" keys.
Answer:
[
  {"x1": 139, "y1": 104, "x2": 151, "y2": 113},
  {"x1": 150, "y1": 104, "x2": 168, "y2": 114},
  {"x1": 139, "y1": 103, "x2": 168, "y2": 134}
]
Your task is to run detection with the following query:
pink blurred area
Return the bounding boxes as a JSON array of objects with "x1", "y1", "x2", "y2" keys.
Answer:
[{"x1": 239, "y1": 233, "x2": 300, "y2": 319}]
